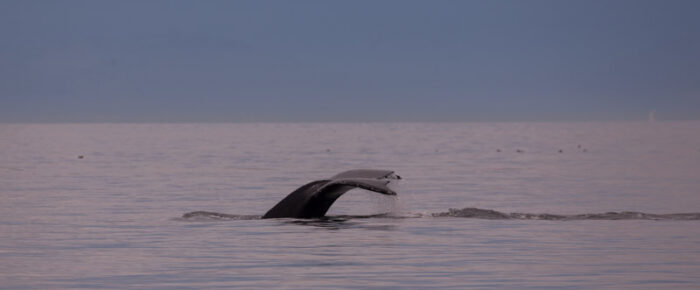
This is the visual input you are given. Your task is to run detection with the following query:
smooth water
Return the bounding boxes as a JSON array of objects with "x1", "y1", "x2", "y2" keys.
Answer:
[{"x1": 1, "y1": 122, "x2": 699, "y2": 288}]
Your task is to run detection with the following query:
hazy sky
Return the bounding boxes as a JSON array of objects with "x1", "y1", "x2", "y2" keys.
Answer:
[{"x1": 1, "y1": 0, "x2": 699, "y2": 122}]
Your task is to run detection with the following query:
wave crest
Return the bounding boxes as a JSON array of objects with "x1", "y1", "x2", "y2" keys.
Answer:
[
  {"x1": 433, "y1": 207, "x2": 700, "y2": 220},
  {"x1": 181, "y1": 211, "x2": 261, "y2": 220}
]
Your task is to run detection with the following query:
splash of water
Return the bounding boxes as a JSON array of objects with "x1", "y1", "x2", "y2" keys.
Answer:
[{"x1": 181, "y1": 207, "x2": 700, "y2": 221}]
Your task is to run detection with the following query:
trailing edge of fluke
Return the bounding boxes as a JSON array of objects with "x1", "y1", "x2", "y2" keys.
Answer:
[{"x1": 262, "y1": 169, "x2": 401, "y2": 219}]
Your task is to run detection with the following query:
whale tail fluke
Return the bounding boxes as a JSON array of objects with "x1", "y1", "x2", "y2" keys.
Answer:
[{"x1": 262, "y1": 169, "x2": 400, "y2": 219}]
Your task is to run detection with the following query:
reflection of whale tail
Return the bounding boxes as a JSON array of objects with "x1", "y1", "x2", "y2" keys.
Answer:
[{"x1": 262, "y1": 169, "x2": 400, "y2": 219}]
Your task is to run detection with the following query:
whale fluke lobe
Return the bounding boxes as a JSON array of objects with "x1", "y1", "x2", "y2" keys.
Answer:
[
  {"x1": 330, "y1": 169, "x2": 401, "y2": 180},
  {"x1": 262, "y1": 169, "x2": 400, "y2": 219}
]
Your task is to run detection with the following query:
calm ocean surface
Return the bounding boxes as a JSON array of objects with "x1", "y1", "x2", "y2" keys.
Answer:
[{"x1": 1, "y1": 122, "x2": 699, "y2": 289}]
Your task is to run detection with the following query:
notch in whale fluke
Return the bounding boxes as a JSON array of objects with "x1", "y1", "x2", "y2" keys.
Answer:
[{"x1": 262, "y1": 169, "x2": 400, "y2": 219}]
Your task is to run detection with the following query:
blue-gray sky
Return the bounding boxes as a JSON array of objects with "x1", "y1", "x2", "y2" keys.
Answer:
[{"x1": 1, "y1": 0, "x2": 699, "y2": 122}]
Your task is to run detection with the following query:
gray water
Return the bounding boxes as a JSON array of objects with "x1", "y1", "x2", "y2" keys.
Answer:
[{"x1": 1, "y1": 122, "x2": 699, "y2": 288}]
